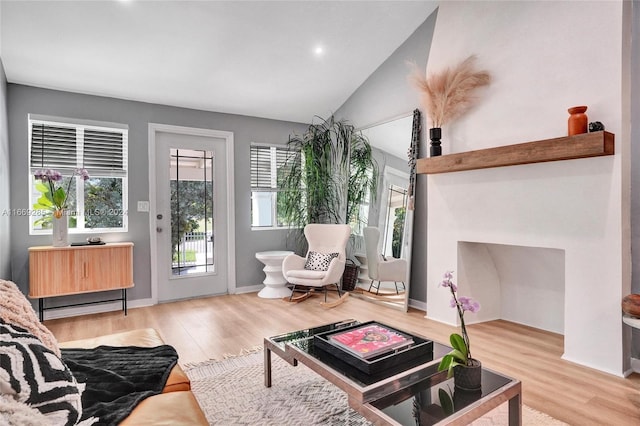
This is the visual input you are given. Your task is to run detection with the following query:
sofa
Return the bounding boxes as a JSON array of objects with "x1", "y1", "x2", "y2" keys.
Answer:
[
  {"x1": 59, "y1": 328, "x2": 208, "y2": 425},
  {"x1": 0, "y1": 279, "x2": 208, "y2": 425}
]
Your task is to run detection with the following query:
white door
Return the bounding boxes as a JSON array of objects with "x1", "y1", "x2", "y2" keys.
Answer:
[{"x1": 151, "y1": 125, "x2": 234, "y2": 302}]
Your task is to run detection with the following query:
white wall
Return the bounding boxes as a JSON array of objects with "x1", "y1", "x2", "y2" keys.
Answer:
[{"x1": 425, "y1": 2, "x2": 630, "y2": 376}]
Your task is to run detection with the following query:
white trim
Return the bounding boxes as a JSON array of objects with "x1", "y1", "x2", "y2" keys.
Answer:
[
  {"x1": 233, "y1": 285, "x2": 263, "y2": 295},
  {"x1": 148, "y1": 123, "x2": 236, "y2": 302},
  {"x1": 250, "y1": 141, "x2": 290, "y2": 149},
  {"x1": 356, "y1": 111, "x2": 414, "y2": 133},
  {"x1": 29, "y1": 113, "x2": 129, "y2": 131}
]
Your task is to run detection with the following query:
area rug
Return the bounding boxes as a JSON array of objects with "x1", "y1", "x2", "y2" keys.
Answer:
[{"x1": 185, "y1": 349, "x2": 567, "y2": 425}]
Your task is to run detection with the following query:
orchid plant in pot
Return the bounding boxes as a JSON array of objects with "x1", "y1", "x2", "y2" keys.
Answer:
[
  {"x1": 437, "y1": 270, "x2": 482, "y2": 391},
  {"x1": 32, "y1": 168, "x2": 90, "y2": 216},
  {"x1": 32, "y1": 168, "x2": 89, "y2": 246}
]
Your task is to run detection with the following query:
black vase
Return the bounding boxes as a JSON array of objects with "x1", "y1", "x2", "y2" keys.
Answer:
[{"x1": 429, "y1": 127, "x2": 442, "y2": 157}]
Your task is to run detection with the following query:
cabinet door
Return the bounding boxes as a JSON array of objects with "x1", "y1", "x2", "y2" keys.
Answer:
[
  {"x1": 29, "y1": 249, "x2": 81, "y2": 297},
  {"x1": 77, "y1": 245, "x2": 133, "y2": 292}
]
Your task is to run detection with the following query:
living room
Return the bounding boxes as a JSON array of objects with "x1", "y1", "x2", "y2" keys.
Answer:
[{"x1": 1, "y1": 1, "x2": 639, "y2": 424}]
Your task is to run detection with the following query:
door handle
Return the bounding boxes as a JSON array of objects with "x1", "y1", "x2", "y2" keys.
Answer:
[
  {"x1": 157, "y1": 227, "x2": 162, "y2": 233},
  {"x1": 157, "y1": 214, "x2": 163, "y2": 220}
]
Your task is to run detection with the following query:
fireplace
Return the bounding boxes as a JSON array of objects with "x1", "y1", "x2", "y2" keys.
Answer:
[
  {"x1": 457, "y1": 242, "x2": 565, "y2": 334},
  {"x1": 424, "y1": 148, "x2": 629, "y2": 376}
]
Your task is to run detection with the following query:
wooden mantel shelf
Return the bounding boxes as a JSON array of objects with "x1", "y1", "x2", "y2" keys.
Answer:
[{"x1": 416, "y1": 131, "x2": 614, "y2": 175}]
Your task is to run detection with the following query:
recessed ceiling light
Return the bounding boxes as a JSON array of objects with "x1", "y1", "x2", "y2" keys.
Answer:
[{"x1": 314, "y1": 46, "x2": 324, "y2": 57}]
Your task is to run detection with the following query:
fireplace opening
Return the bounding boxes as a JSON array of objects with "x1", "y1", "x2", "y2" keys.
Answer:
[{"x1": 457, "y1": 241, "x2": 565, "y2": 334}]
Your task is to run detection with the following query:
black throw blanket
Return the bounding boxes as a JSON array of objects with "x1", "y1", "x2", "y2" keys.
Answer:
[{"x1": 61, "y1": 345, "x2": 179, "y2": 425}]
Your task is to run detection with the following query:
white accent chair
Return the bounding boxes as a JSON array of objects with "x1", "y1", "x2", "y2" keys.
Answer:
[
  {"x1": 282, "y1": 224, "x2": 351, "y2": 302},
  {"x1": 363, "y1": 227, "x2": 407, "y2": 294}
]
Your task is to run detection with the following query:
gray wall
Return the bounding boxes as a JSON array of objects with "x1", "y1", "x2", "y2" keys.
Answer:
[
  {"x1": 0, "y1": 57, "x2": 11, "y2": 280},
  {"x1": 336, "y1": 10, "x2": 438, "y2": 304},
  {"x1": 7, "y1": 84, "x2": 308, "y2": 302}
]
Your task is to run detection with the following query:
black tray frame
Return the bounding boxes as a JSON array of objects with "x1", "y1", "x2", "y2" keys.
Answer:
[{"x1": 313, "y1": 321, "x2": 433, "y2": 375}]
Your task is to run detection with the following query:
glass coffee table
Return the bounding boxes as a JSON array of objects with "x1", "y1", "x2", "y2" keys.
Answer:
[{"x1": 264, "y1": 319, "x2": 522, "y2": 425}]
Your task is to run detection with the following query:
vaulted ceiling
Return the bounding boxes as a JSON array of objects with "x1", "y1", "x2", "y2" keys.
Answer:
[{"x1": 1, "y1": 0, "x2": 438, "y2": 123}]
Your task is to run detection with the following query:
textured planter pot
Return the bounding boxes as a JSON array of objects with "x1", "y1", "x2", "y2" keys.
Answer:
[
  {"x1": 52, "y1": 209, "x2": 69, "y2": 247},
  {"x1": 453, "y1": 358, "x2": 482, "y2": 391}
]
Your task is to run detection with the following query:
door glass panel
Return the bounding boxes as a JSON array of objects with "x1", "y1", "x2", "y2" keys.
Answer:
[{"x1": 169, "y1": 148, "x2": 214, "y2": 276}]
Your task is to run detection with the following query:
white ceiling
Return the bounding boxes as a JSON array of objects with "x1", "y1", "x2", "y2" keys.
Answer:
[{"x1": 0, "y1": 0, "x2": 437, "y2": 124}]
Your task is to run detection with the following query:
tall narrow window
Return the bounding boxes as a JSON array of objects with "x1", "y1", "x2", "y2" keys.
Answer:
[
  {"x1": 382, "y1": 184, "x2": 408, "y2": 259},
  {"x1": 28, "y1": 115, "x2": 128, "y2": 233},
  {"x1": 250, "y1": 144, "x2": 294, "y2": 228},
  {"x1": 170, "y1": 149, "x2": 214, "y2": 275}
]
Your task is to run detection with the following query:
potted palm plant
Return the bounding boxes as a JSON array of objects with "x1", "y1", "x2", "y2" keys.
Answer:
[{"x1": 278, "y1": 115, "x2": 378, "y2": 255}]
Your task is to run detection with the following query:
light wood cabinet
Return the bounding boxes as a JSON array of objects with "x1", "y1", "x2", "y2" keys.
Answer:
[{"x1": 29, "y1": 242, "x2": 134, "y2": 320}]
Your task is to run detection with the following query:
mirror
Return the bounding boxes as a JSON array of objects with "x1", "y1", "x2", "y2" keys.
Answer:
[{"x1": 349, "y1": 111, "x2": 419, "y2": 312}]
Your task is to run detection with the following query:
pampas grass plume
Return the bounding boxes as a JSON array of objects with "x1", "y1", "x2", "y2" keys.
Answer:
[{"x1": 410, "y1": 55, "x2": 491, "y2": 128}]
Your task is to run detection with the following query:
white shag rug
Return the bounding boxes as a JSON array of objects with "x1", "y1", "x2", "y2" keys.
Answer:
[{"x1": 185, "y1": 349, "x2": 567, "y2": 425}]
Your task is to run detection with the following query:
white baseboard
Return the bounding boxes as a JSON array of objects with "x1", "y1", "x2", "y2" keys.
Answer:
[
  {"x1": 234, "y1": 285, "x2": 263, "y2": 295},
  {"x1": 41, "y1": 298, "x2": 155, "y2": 321},
  {"x1": 629, "y1": 357, "x2": 640, "y2": 375},
  {"x1": 41, "y1": 290, "x2": 422, "y2": 319},
  {"x1": 409, "y1": 298, "x2": 426, "y2": 312}
]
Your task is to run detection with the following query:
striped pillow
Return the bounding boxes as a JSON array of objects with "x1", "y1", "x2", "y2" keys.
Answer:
[{"x1": 0, "y1": 320, "x2": 82, "y2": 426}]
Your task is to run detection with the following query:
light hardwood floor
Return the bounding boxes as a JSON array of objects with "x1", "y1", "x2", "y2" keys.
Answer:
[{"x1": 46, "y1": 293, "x2": 640, "y2": 425}]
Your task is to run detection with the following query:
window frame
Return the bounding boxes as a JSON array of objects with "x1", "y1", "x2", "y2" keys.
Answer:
[
  {"x1": 28, "y1": 114, "x2": 129, "y2": 235},
  {"x1": 250, "y1": 142, "x2": 295, "y2": 230}
]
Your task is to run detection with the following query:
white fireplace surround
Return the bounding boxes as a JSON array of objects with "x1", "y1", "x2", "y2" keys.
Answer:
[
  {"x1": 425, "y1": 156, "x2": 628, "y2": 377},
  {"x1": 424, "y1": 1, "x2": 631, "y2": 377}
]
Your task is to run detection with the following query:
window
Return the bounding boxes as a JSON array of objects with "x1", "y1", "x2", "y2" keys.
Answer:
[
  {"x1": 250, "y1": 144, "x2": 294, "y2": 228},
  {"x1": 348, "y1": 166, "x2": 374, "y2": 237},
  {"x1": 29, "y1": 115, "x2": 128, "y2": 234}
]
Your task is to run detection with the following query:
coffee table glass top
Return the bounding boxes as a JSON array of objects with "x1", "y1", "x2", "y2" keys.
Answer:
[
  {"x1": 268, "y1": 319, "x2": 360, "y2": 350},
  {"x1": 268, "y1": 319, "x2": 450, "y2": 388},
  {"x1": 371, "y1": 368, "x2": 513, "y2": 425}
]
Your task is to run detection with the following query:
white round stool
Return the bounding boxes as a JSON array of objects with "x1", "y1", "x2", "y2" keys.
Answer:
[{"x1": 256, "y1": 250, "x2": 294, "y2": 298}]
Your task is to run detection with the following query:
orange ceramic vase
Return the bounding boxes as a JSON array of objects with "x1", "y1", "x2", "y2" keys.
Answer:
[{"x1": 568, "y1": 106, "x2": 588, "y2": 136}]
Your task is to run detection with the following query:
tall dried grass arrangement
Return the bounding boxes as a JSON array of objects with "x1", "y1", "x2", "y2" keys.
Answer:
[{"x1": 411, "y1": 55, "x2": 491, "y2": 128}]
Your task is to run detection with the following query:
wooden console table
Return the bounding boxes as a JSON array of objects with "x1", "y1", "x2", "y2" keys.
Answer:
[{"x1": 28, "y1": 242, "x2": 134, "y2": 321}]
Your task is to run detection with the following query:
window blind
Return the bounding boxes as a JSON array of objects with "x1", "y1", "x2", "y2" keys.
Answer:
[
  {"x1": 30, "y1": 124, "x2": 78, "y2": 169},
  {"x1": 29, "y1": 120, "x2": 128, "y2": 176},
  {"x1": 250, "y1": 145, "x2": 292, "y2": 190}
]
